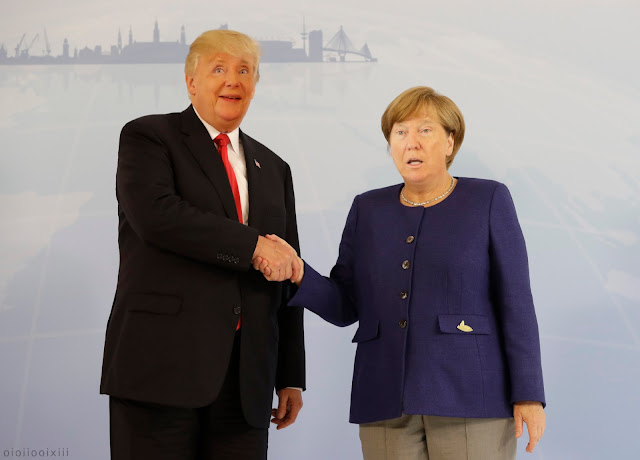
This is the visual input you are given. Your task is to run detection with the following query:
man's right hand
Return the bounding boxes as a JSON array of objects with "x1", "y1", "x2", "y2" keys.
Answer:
[{"x1": 252, "y1": 235, "x2": 300, "y2": 282}]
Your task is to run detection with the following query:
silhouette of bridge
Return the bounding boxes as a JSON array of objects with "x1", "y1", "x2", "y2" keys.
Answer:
[{"x1": 323, "y1": 26, "x2": 377, "y2": 62}]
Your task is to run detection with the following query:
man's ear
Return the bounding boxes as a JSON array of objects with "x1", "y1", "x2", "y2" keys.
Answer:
[{"x1": 185, "y1": 74, "x2": 195, "y2": 97}]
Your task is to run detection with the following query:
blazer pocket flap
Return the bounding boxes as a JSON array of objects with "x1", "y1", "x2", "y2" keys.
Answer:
[
  {"x1": 438, "y1": 314, "x2": 491, "y2": 335},
  {"x1": 127, "y1": 293, "x2": 183, "y2": 316},
  {"x1": 352, "y1": 320, "x2": 380, "y2": 343}
]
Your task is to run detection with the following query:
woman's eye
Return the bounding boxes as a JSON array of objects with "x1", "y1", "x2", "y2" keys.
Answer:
[
  {"x1": 396, "y1": 130, "x2": 405, "y2": 135},
  {"x1": 240, "y1": 69, "x2": 248, "y2": 74}
]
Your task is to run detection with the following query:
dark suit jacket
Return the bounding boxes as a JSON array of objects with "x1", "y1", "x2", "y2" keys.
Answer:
[
  {"x1": 100, "y1": 105, "x2": 305, "y2": 428},
  {"x1": 290, "y1": 178, "x2": 544, "y2": 424}
]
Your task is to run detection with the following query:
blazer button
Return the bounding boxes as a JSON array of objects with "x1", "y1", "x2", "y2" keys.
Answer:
[
  {"x1": 233, "y1": 306, "x2": 242, "y2": 315},
  {"x1": 406, "y1": 236, "x2": 415, "y2": 244},
  {"x1": 217, "y1": 254, "x2": 222, "y2": 260},
  {"x1": 402, "y1": 260, "x2": 411, "y2": 270},
  {"x1": 399, "y1": 319, "x2": 407, "y2": 328},
  {"x1": 400, "y1": 290, "x2": 408, "y2": 299}
]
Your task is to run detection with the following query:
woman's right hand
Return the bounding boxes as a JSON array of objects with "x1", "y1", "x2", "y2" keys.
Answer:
[
  {"x1": 254, "y1": 234, "x2": 304, "y2": 285},
  {"x1": 291, "y1": 255, "x2": 304, "y2": 286}
]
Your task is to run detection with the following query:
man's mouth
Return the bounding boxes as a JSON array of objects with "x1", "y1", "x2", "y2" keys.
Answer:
[{"x1": 220, "y1": 95, "x2": 241, "y2": 100}]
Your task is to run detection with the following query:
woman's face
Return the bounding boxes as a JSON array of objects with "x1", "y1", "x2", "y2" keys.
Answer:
[{"x1": 389, "y1": 111, "x2": 454, "y2": 187}]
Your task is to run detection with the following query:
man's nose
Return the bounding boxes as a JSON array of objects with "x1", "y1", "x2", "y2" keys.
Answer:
[{"x1": 225, "y1": 73, "x2": 240, "y2": 86}]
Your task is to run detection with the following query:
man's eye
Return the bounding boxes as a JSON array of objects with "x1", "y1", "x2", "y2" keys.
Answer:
[
  {"x1": 240, "y1": 69, "x2": 248, "y2": 74},
  {"x1": 422, "y1": 128, "x2": 431, "y2": 134},
  {"x1": 214, "y1": 67, "x2": 224, "y2": 74}
]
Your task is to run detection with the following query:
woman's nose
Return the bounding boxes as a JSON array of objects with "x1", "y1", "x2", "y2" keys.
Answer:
[{"x1": 406, "y1": 131, "x2": 421, "y2": 149}]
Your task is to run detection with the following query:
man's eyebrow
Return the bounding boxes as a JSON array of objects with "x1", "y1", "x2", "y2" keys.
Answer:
[{"x1": 210, "y1": 58, "x2": 253, "y2": 67}]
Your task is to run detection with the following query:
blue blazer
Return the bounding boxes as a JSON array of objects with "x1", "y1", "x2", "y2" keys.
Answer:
[{"x1": 290, "y1": 178, "x2": 545, "y2": 424}]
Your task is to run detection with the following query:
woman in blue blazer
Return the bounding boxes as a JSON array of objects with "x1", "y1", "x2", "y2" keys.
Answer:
[{"x1": 259, "y1": 86, "x2": 546, "y2": 459}]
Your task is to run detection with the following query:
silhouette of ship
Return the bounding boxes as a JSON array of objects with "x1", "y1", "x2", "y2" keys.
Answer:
[{"x1": 0, "y1": 21, "x2": 376, "y2": 65}]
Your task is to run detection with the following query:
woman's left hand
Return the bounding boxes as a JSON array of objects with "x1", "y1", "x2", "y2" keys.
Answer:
[{"x1": 513, "y1": 401, "x2": 545, "y2": 453}]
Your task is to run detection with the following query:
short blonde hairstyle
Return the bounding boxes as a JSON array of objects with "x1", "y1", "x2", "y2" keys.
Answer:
[
  {"x1": 381, "y1": 86, "x2": 465, "y2": 168},
  {"x1": 185, "y1": 29, "x2": 261, "y2": 81}
]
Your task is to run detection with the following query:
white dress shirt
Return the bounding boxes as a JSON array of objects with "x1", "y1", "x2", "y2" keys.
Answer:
[{"x1": 193, "y1": 107, "x2": 249, "y2": 225}]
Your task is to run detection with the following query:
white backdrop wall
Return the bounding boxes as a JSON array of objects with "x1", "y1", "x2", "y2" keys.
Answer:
[{"x1": 1, "y1": 1, "x2": 639, "y2": 459}]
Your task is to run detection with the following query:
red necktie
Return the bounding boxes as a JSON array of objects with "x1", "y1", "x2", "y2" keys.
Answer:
[
  {"x1": 214, "y1": 133, "x2": 243, "y2": 330},
  {"x1": 214, "y1": 133, "x2": 243, "y2": 224}
]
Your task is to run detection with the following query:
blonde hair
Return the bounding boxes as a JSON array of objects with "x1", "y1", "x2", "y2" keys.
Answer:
[
  {"x1": 185, "y1": 29, "x2": 261, "y2": 81},
  {"x1": 381, "y1": 86, "x2": 465, "y2": 168}
]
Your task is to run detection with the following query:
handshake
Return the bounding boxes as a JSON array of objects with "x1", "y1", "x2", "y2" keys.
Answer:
[{"x1": 252, "y1": 234, "x2": 304, "y2": 285}]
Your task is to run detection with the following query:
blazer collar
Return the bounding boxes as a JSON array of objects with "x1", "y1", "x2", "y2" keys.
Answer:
[
  {"x1": 180, "y1": 105, "x2": 266, "y2": 229},
  {"x1": 240, "y1": 130, "x2": 266, "y2": 229},
  {"x1": 180, "y1": 105, "x2": 239, "y2": 221}
]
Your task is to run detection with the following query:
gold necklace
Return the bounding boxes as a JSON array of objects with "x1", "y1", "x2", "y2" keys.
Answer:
[{"x1": 400, "y1": 177, "x2": 455, "y2": 206}]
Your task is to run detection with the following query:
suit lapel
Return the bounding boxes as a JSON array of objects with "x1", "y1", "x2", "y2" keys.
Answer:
[
  {"x1": 180, "y1": 106, "x2": 239, "y2": 221},
  {"x1": 240, "y1": 130, "x2": 266, "y2": 231}
]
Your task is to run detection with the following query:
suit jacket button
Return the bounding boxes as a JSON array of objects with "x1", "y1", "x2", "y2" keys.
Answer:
[
  {"x1": 406, "y1": 236, "x2": 415, "y2": 244},
  {"x1": 217, "y1": 254, "x2": 222, "y2": 259},
  {"x1": 233, "y1": 306, "x2": 242, "y2": 315},
  {"x1": 234, "y1": 257, "x2": 239, "y2": 264},
  {"x1": 399, "y1": 319, "x2": 407, "y2": 328},
  {"x1": 402, "y1": 260, "x2": 411, "y2": 269},
  {"x1": 400, "y1": 290, "x2": 408, "y2": 299}
]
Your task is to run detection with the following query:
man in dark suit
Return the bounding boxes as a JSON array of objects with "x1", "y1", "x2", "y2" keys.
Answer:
[{"x1": 100, "y1": 29, "x2": 305, "y2": 460}]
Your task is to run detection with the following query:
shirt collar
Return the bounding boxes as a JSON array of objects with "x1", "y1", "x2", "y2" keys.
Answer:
[{"x1": 192, "y1": 106, "x2": 241, "y2": 158}]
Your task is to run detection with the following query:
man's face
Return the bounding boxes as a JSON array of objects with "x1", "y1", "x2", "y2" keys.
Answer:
[
  {"x1": 389, "y1": 111, "x2": 454, "y2": 187},
  {"x1": 186, "y1": 52, "x2": 257, "y2": 133}
]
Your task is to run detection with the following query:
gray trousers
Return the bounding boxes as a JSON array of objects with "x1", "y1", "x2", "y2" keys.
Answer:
[{"x1": 359, "y1": 414, "x2": 516, "y2": 460}]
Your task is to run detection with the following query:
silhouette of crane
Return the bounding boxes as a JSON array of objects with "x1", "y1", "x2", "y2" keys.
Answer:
[
  {"x1": 20, "y1": 34, "x2": 39, "y2": 58},
  {"x1": 14, "y1": 33, "x2": 26, "y2": 57}
]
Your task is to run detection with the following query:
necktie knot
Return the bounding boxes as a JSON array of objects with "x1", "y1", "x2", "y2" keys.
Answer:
[{"x1": 214, "y1": 133, "x2": 230, "y2": 149}]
